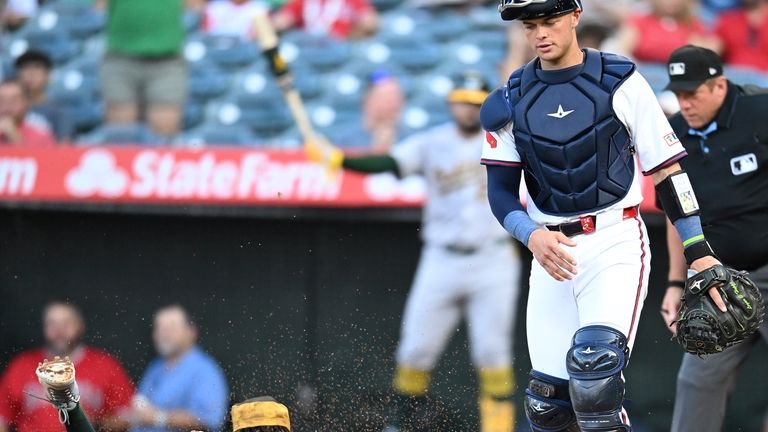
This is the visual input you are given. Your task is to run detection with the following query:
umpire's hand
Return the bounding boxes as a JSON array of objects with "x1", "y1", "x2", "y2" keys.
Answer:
[
  {"x1": 661, "y1": 286, "x2": 684, "y2": 334},
  {"x1": 528, "y1": 229, "x2": 578, "y2": 282}
]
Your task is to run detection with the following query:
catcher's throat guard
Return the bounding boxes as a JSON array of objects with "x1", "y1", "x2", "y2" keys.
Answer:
[{"x1": 675, "y1": 265, "x2": 765, "y2": 355}]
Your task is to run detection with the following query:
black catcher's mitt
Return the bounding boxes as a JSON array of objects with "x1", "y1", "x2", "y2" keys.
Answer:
[{"x1": 675, "y1": 265, "x2": 765, "y2": 355}]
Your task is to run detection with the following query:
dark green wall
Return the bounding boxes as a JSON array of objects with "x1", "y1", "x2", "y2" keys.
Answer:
[{"x1": 0, "y1": 208, "x2": 765, "y2": 431}]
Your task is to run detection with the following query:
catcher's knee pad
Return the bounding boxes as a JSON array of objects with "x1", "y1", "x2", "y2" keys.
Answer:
[
  {"x1": 524, "y1": 370, "x2": 579, "y2": 432},
  {"x1": 393, "y1": 365, "x2": 431, "y2": 397},
  {"x1": 566, "y1": 325, "x2": 630, "y2": 431}
]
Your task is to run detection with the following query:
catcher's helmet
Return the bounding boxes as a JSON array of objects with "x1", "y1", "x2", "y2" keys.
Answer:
[
  {"x1": 499, "y1": 0, "x2": 582, "y2": 21},
  {"x1": 447, "y1": 71, "x2": 491, "y2": 105}
]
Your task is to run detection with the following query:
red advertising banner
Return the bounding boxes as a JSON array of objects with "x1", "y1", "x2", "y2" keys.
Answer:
[{"x1": 0, "y1": 146, "x2": 660, "y2": 212}]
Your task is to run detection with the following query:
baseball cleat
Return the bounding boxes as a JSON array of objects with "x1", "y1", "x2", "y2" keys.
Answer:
[{"x1": 36, "y1": 356, "x2": 80, "y2": 423}]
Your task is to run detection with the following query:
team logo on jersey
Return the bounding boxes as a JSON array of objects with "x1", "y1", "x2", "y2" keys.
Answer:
[
  {"x1": 486, "y1": 131, "x2": 497, "y2": 149},
  {"x1": 669, "y1": 62, "x2": 686, "y2": 76},
  {"x1": 730, "y1": 153, "x2": 758, "y2": 176},
  {"x1": 546, "y1": 104, "x2": 574, "y2": 119},
  {"x1": 664, "y1": 132, "x2": 680, "y2": 146}
]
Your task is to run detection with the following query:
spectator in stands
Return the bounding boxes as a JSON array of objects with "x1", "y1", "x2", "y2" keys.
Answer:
[
  {"x1": 0, "y1": 301, "x2": 134, "y2": 432},
  {"x1": 231, "y1": 397, "x2": 291, "y2": 432},
  {"x1": 617, "y1": 0, "x2": 721, "y2": 63},
  {"x1": 272, "y1": 0, "x2": 378, "y2": 39},
  {"x1": 203, "y1": 0, "x2": 269, "y2": 40},
  {"x1": 14, "y1": 50, "x2": 74, "y2": 141},
  {"x1": 102, "y1": 0, "x2": 190, "y2": 139},
  {"x1": 0, "y1": 79, "x2": 57, "y2": 147},
  {"x1": 129, "y1": 305, "x2": 227, "y2": 432},
  {"x1": 715, "y1": 0, "x2": 768, "y2": 72},
  {"x1": 331, "y1": 70, "x2": 404, "y2": 150},
  {"x1": 1, "y1": 0, "x2": 38, "y2": 31}
]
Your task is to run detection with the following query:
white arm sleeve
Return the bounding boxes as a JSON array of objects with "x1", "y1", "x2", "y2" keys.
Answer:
[
  {"x1": 480, "y1": 123, "x2": 522, "y2": 167},
  {"x1": 390, "y1": 133, "x2": 427, "y2": 177},
  {"x1": 613, "y1": 71, "x2": 687, "y2": 175}
]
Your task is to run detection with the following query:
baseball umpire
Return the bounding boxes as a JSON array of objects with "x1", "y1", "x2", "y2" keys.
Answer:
[
  {"x1": 480, "y1": 1, "x2": 732, "y2": 431},
  {"x1": 308, "y1": 71, "x2": 522, "y2": 432},
  {"x1": 659, "y1": 45, "x2": 768, "y2": 432}
]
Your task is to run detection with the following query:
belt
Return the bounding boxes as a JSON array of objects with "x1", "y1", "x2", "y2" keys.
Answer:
[{"x1": 546, "y1": 206, "x2": 639, "y2": 238}]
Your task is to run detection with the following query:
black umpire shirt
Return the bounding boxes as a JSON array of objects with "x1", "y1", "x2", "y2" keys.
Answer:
[{"x1": 668, "y1": 81, "x2": 768, "y2": 271}]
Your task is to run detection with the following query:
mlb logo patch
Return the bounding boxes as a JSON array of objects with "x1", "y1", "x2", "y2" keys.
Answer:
[
  {"x1": 669, "y1": 62, "x2": 686, "y2": 76},
  {"x1": 664, "y1": 132, "x2": 680, "y2": 146},
  {"x1": 486, "y1": 131, "x2": 497, "y2": 149},
  {"x1": 730, "y1": 153, "x2": 758, "y2": 175}
]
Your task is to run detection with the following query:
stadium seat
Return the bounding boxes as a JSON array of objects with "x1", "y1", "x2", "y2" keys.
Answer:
[
  {"x1": 379, "y1": 10, "x2": 430, "y2": 38},
  {"x1": 48, "y1": 88, "x2": 102, "y2": 132},
  {"x1": 32, "y1": 3, "x2": 105, "y2": 40},
  {"x1": 322, "y1": 72, "x2": 365, "y2": 113},
  {"x1": 183, "y1": 102, "x2": 204, "y2": 130},
  {"x1": 399, "y1": 102, "x2": 450, "y2": 137},
  {"x1": 386, "y1": 35, "x2": 441, "y2": 72},
  {"x1": 636, "y1": 63, "x2": 671, "y2": 93},
  {"x1": 188, "y1": 61, "x2": 231, "y2": 102},
  {"x1": 371, "y1": 0, "x2": 405, "y2": 12},
  {"x1": 213, "y1": 97, "x2": 294, "y2": 136},
  {"x1": 280, "y1": 33, "x2": 351, "y2": 71},
  {"x1": 184, "y1": 34, "x2": 259, "y2": 69},
  {"x1": 183, "y1": 11, "x2": 202, "y2": 34},
  {"x1": 424, "y1": 12, "x2": 471, "y2": 42},
  {"x1": 79, "y1": 124, "x2": 161, "y2": 146},
  {"x1": 179, "y1": 124, "x2": 256, "y2": 147},
  {"x1": 10, "y1": 29, "x2": 80, "y2": 65},
  {"x1": 725, "y1": 66, "x2": 768, "y2": 87},
  {"x1": 50, "y1": 65, "x2": 100, "y2": 98}
]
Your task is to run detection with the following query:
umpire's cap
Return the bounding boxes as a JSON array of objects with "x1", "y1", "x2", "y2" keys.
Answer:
[
  {"x1": 447, "y1": 71, "x2": 491, "y2": 105},
  {"x1": 664, "y1": 45, "x2": 724, "y2": 92},
  {"x1": 498, "y1": 0, "x2": 582, "y2": 21},
  {"x1": 231, "y1": 397, "x2": 291, "y2": 431}
]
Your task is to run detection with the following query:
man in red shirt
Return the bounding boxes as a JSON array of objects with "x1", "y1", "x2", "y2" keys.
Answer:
[
  {"x1": 716, "y1": 0, "x2": 768, "y2": 72},
  {"x1": 0, "y1": 80, "x2": 57, "y2": 148},
  {"x1": 272, "y1": 0, "x2": 378, "y2": 39},
  {"x1": 0, "y1": 301, "x2": 135, "y2": 432}
]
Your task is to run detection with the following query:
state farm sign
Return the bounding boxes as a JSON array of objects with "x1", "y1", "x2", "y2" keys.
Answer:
[
  {"x1": 0, "y1": 146, "x2": 426, "y2": 207},
  {"x1": 65, "y1": 149, "x2": 342, "y2": 201}
]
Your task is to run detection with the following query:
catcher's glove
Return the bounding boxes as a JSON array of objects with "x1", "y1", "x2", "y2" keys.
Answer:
[{"x1": 675, "y1": 265, "x2": 765, "y2": 355}]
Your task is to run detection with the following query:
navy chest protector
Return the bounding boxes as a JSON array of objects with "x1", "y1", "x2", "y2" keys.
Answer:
[{"x1": 484, "y1": 50, "x2": 636, "y2": 216}]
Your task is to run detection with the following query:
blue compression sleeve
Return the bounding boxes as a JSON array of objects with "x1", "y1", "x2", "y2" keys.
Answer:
[
  {"x1": 672, "y1": 215, "x2": 706, "y2": 248},
  {"x1": 486, "y1": 165, "x2": 539, "y2": 246}
]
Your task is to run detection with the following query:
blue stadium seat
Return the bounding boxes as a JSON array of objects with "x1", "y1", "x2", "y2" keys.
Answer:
[
  {"x1": 183, "y1": 11, "x2": 202, "y2": 34},
  {"x1": 188, "y1": 61, "x2": 230, "y2": 102},
  {"x1": 425, "y1": 12, "x2": 471, "y2": 42},
  {"x1": 280, "y1": 33, "x2": 351, "y2": 71},
  {"x1": 322, "y1": 72, "x2": 365, "y2": 114},
  {"x1": 400, "y1": 102, "x2": 450, "y2": 137},
  {"x1": 184, "y1": 34, "x2": 259, "y2": 69},
  {"x1": 386, "y1": 35, "x2": 441, "y2": 72},
  {"x1": 213, "y1": 97, "x2": 294, "y2": 136},
  {"x1": 50, "y1": 64, "x2": 100, "y2": 98},
  {"x1": 636, "y1": 63, "x2": 671, "y2": 93},
  {"x1": 179, "y1": 124, "x2": 256, "y2": 147},
  {"x1": 183, "y1": 102, "x2": 204, "y2": 130},
  {"x1": 371, "y1": 0, "x2": 405, "y2": 11},
  {"x1": 48, "y1": 90, "x2": 102, "y2": 132},
  {"x1": 379, "y1": 10, "x2": 430, "y2": 38},
  {"x1": 33, "y1": 3, "x2": 105, "y2": 39},
  {"x1": 11, "y1": 29, "x2": 80, "y2": 65},
  {"x1": 725, "y1": 67, "x2": 768, "y2": 87},
  {"x1": 80, "y1": 124, "x2": 160, "y2": 146}
]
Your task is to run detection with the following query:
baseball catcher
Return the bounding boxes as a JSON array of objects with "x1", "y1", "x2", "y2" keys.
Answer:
[{"x1": 675, "y1": 265, "x2": 764, "y2": 355}]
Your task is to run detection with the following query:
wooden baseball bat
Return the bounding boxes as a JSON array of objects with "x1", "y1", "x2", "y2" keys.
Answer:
[{"x1": 252, "y1": 12, "x2": 316, "y2": 141}]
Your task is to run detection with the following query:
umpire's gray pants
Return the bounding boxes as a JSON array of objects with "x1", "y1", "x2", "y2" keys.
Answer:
[{"x1": 671, "y1": 262, "x2": 768, "y2": 432}]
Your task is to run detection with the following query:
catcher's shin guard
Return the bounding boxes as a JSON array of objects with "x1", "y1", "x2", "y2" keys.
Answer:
[
  {"x1": 566, "y1": 325, "x2": 630, "y2": 431},
  {"x1": 524, "y1": 370, "x2": 579, "y2": 432},
  {"x1": 478, "y1": 368, "x2": 515, "y2": 432}
]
